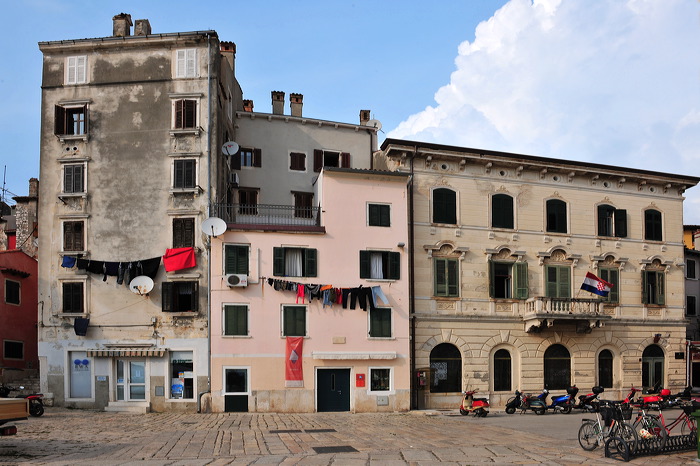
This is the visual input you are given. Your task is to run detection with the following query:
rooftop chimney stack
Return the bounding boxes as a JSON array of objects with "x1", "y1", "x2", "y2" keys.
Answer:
[
  {"x1": 360, "y1": 110, "x2": 371, "y2": 126},
  {"x1": 243, "y1": 100, "x2": 254, "y2": 112},
  {"x1": 290, "y1": 93, "x2": 303, "y2": 117},
  {"x1": 112, "y1": 13, "x2": 133, "y2": 37},
  {"x1": 271, "y1": 91, "x2": 285, "y2": 115},
  {"x1": 220, "y1": 41, "x2": 236, "y2": 54},
  {"x1": 134, "y1": 19, "x2": 151, "y2": 36}
]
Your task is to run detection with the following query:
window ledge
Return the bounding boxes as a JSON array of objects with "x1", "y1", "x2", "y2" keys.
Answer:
[
  {"x1": 59, "y1": 193, "x2": 87, "y2": 199},
  {"x1": 222, "y1": 335, "x2": 252, "y2": 339},
  {"x1": 57, "y1": 312, "x2": 89, "y2": 318},
  {"x1": 164, "y1": 312, "x2": 199, "y2": 317},
  {"x1": 169, "y1": 188, "x2": 201, "y2": 195},
  {"x1": 57, "y1": 134, "x2": 88, "y2": 143},
  {"x1": 170, "y1": 128, "x2": 201, "y2": 136},
  {"x1": 60, "y1": 250, "x2": 88, "y2": 255},
  {"x1": 365, "y1": 278, "x2": 397, "y2": 283},
  {"x1": 367, "y1": 337, "x2": 395, "y2": 341}
]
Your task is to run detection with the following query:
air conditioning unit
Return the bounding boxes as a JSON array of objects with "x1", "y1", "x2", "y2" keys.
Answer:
[
  {"x1": 229, "y1": 173, "x2": 239, "y2": 187},
  {"x1": 226, "y1": 274, "x2": 248, "y2": 287}
]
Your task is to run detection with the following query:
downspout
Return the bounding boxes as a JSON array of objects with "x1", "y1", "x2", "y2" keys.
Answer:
[
  {"x1": 198, "y1": 33, "x2": 213, "y2": 413},
  {"x1": 409, "y1": 146, "x2": 417, "y2": 409}
]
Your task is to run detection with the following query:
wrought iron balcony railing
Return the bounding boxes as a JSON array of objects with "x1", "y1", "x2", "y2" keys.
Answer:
[
  {"x1": 210, "y1": 203, "x2": 322, "y2": 227},
  {"x1": 524, "y1": 297, "x2": 605, "y2": 315}
]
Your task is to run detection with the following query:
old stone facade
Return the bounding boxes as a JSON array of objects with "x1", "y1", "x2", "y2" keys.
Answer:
[{"x1": 377, "y1": 139, "x2": 700, "y2": 408}]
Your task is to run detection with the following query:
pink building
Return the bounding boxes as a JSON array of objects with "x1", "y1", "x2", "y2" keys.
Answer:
[{"x1": 209, "y1": 168, "x2": 410, "y2": 412}]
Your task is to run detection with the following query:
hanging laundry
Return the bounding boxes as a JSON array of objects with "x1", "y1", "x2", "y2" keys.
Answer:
[
  {"x1": 296, "y1": 283, "x2": 306, "y2": 304},
  {"x1": 61, "y1": 256, "x2": 77, "y2": 268},
  {"x1": 371, "y1": 286, "x2": 389, "y2": 307},
  {"x1": 139, "y1": 257, "x2": 162, "y2": 280},
  {"x1": 163, "y1": 247, "x2": 196, "y2": 272}
]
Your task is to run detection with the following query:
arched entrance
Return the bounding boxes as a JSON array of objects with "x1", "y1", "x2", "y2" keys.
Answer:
[
  {"x1": 544, "y1": 344, "x2": 571, "y2": 390},
  {"x1": 642, "y1": 344, "x2": 664, "y2": 390},
  {"x1": 430, "y1": 343, "x2": 462, "y2": 393}
]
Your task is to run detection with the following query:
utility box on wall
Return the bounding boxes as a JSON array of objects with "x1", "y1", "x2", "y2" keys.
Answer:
[{"x1": 356, "y1": 374, "x2": 365, "y2": 388}]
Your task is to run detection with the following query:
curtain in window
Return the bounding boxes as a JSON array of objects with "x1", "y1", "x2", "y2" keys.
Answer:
[
  {"x1": 370, "y1": 252, "x2": 384, "y2": 279},
  {"x1": 285, "y1": 249, "x2": 303, "y2": 277}
]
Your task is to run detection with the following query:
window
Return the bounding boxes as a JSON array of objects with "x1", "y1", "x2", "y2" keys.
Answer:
[
  {"x1": 546, "y1": 199, "x2": 567, "y2": 233},
  {"x1": 173, "y1": 99, "x2": 197, "y2": 129},
  {"x1": 359, "y1": 251, "x2": 400, "y2": 280},
  {"x1": 545, "y1": 265, "x2": 571, "y2": 298},
  {"x1": 293, "y1": 192, "x2": 313, "y2": 219},
  {"x1": 5, "y1": 280, "x2": 20, "y2": 305},
  {"x1": 282, "y1": 305, "x2": 306, "y2": 337},
  {"x1": 493, "y1": 349, "x2": 511, "y2": 392},
  {"x1": 491, "y1": 194, "x2": 514, "y2": 229},
  {"x1": 173, "y1": 159, "x2": 196, "y2": 189},
  {"x1": 172, "y1": 218, "x2": 194, "y2": 248},
  {"x1": 223, "y1": 305, "x2": 248, "y2": 336},
  {"x1": 224, "y1": 245, "x2": 249, "y2": 275},
  {"x1": 597, "y1": 204, "x2": 627, "y2": 237},
  {"x1": 162, "y1": 281, "x2": 199, "y2": 312},
  {"x1": 688, "y1": 259, "x2": 697, "y2": 279},
  {"x1": 368, "y1": 204, "x2": 390, "y2": 227},
  {"x1": 598, "y1": 267, "x2": 619, "y2": 303},
  {"x1": 489, "y1": 261, "x2": 528, "y2": 299},
  {"x1": 598, "y1": 349, "x2": 613, "y2": 388},
  {"x1": 232, "y1": 148, "x2": 261, "y2": 169},
  {"x1": 62, "y1": 282, "x2": 84, "y2": 313},
  {"x1": 170, "y1": 351, "x2": 194, "y2": 399},
  {"x1": 55, "y1": 105, "x2": 87, "y2": 135},
  {"x1": 3, "y1": 341, "x2": 23, "y2": 360},
  {"x1": 432, "y1": 188, "x2": 457, "y2": 225},
  {"x1": 544, "y1": 344, "x2": 570, "y2": 390},
  {"x1": 369, "y1": 368, "x2": 391, "y2": 392},
  {"x1": 313, "y1": 149, "x2": 350, "y2": 172},
  {"x1": 434, "y1": 258, "x2": 459, "y2": 297},
  {"x1": 642, "y1": 345, "x2": 664, "y2": 390},
  {"x1": 688, "y1": 296, "x2": 697, "y2": 317},
  {"x1": 238, "y1": 188, "x2": 258, "y2": 215},
  {"x1": 63, "y1": 164, "x2": 85, "y2": 193},
  {"x1": 642, "y1": 270, "x2": 665, "y2": 305},
  {"x1": 223, "y1": 367, "x2": 250, "y2": 412},
  {"x1": 430, "y1": 343, "x2": 461, "y2": 393},
  {"x1": 273, "y1": 247, "x2": 317, "y2": 277},
  {"x1": 290, "y1": 152, "x2": 306, "y2": 171},
  {"x1": 369, "y1": 308, "x2": 391, "y2": 338},
  {"x1": 175, "y1": 49, "x2": 197, "y2": 78},
  {"x1": 644, "y1": 209, "x2": 662, "y2": 241},
  {"x1": 63, "y1": 221, "x2": 84, "y2": 251},
  {"x1": 66, "y1": 56, "x2": 87, "y2": 84}
]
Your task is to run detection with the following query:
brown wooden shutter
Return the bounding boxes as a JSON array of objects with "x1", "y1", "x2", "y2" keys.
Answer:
[
  {"x1": 340, "y1": 152, "x2": 351, "y2": 168},
  {"x1": 253, "y1": 148, "x2": 262, "y2": 167},
  {"x1": 175, "y1": 100, "x2": 184, "y2": 129},
  {"x1": 231, "y1": 149, "x2": 241, "y2": 170},
  {"x1": 313, "y1": 149, "x2": 323, "y2": 172},
  {"x1": 82, "y1": 104, "x2": 89, "y2": 135},
  {"x1": 55, "y1": 105, "x2": 65, "y2": 135}
]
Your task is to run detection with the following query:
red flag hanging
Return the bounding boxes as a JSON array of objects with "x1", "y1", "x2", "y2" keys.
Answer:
[{"x1": 285, "y1": 336, "x2": 304, "y2": 387}]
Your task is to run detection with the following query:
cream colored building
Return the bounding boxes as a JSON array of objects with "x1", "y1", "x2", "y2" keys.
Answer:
[{"x1": 377, "y1": 139, "x2": 700, "y2": 409}]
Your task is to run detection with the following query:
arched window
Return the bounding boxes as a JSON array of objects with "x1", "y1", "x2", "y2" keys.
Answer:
[
  {"x1": 644, "y1": 209, "x2": 662, "y2": 241},
  {"x1": 430, "y1": 343, "x2": 462, "y2": 393},
  {"x1": 492, "y1": 194, "x2": 514, "y2": 229},
  {"x1": 432, "y1": 188, "x2": 457, "y2": 225},
  {"x1": 598, "y1": 349, "x2": 613, "y2": 388},
  {"x1": 493, "y1": 348, "x2": 512, "y2": 392},
  {"x1": 546, "y1": 199, "x2": 567, "y2": 233},
  {"x1": 544, "y1": 344, "x2": 570, "y2": 390},
  {"x1": 642, "y1": 344, "x2": 664, "y2": 390}
]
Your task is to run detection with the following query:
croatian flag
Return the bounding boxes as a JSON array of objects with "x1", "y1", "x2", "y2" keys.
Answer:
[{"x1": 580, "y1": 272, "x2": 613, "y2": 297}]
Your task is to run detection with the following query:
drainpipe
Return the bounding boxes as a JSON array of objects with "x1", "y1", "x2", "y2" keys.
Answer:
[{"x1": 409, "y1": 146, "x2": 417, "y2": 410}]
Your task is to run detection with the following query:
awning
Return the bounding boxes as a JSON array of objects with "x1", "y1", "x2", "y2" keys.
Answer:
[{"x1": 87, "y1": 349, "x2": 166, "y2": 357}]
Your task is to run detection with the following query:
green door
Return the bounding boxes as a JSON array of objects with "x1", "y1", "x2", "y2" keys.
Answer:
[{"x1": 317, "y1": 369, "x2": 350, "y2": 412}]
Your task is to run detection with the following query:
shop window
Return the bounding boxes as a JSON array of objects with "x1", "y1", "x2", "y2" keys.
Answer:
[
  {"x1": 434, "y1": 258, "x2": 459, "y2": 297},
  {"x1": 642, "y1": 270, "x2": 665, "y2": 305},
  {"x1": 644, "y1": 209, "x2": 663, "y2": 241},
  {"x1": 432, "y1": 188, "x2": 456, "y2": 225},
  {"x1": 546, "y1": 199, "x2": 567, "y2": 233},
  {"x1": 161, "y1": 281, "x2": 199, "y2": 312},
  {"x1": 369, "y1": 308, "x2": 391, "y2": 338},
  {"x1": 597, "y1": 204, "x2": 627, "y2": 237},
  {"x1": 544, "y1": 344, "x2": 570, "y2": 390},
  {"x1": 598, "y1": 349, "x2": 613, "y2": 389},
  {"x1": 430, "y1": 343, "x2": 462, "y2": 393},
  {"x1": 282, "y1": 305, "x2": 306, "y2": 337},
  {"x1": 493, "y1": 349, "x2": 511, "y2": 392},
  {"x1": 359, "y1": 251, "x2": 400, "y2": 280},
  {"x1": 369, "y1": 368, "x2": 391, "y2": 392},
  {"x1": 224, "y1": 245, "x2": 249, "y2": 275},
  {"x1": 491, "y1": 194, "x2": 514, "y2": 229},
  {"x1": 489, "y1": 261, "x2": 528, "y2": 299},
  {"x1": 170, "y1": 351, "x2": 194, "y2": 399},
  {"x1": 273, "y1": 247, "x2": 317, "y2": 277},
  {"x1": 5, "y1": 279, "x2": 20, "y2": 305},
  {"x1": 223, "y1": 305, "x2": 248, "y2": 336},
  {"x1": 545, "y1": 265, "x2": 571, "y2": 298}
]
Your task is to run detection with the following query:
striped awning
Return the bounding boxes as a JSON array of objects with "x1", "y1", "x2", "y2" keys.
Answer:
[{"x1": 87, "y1": 348, "x2": 166, "y2": 357}]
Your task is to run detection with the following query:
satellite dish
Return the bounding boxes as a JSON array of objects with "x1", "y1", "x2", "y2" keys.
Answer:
[
  {"x1": 129, "y1": 276, "x2": 154, "y2": 295},
  {"x1": 367, "y1": 119, "x2": 382, "y2": 131},
  {"x1": 201, "y1": 217, "x2": 227, "y2": 237},
  {"x1": 222, "y1": 141, "x2": 239, "y2": 156}
]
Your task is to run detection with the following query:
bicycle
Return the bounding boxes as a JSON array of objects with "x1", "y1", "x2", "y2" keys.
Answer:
[
  {"x1": 653, "y1": 401, "x2": 697, "y2": 438},
  {"x1": 578, "y1": 401, "x2": 639, "y2": 454}
]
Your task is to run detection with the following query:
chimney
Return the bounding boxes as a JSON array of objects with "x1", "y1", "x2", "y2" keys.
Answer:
[
  {"x1": 243, "y1": 100, "x2": 254, "y2": 112},
  {"x1": 28, "y1": 178, "x2": 39, "y2": 198},
  {"x1": 290, "y1": 93, "x2": 303, "y2": 117},
  {"x1": 112, "y1": 13, "x2": 132, "y2": 37},
  {"x1": 360, "y1": 110, "x2": 371, "y2": 125},
  {"x1": 271, "y1": 91, "x2": 285, "y2": 115},
  {"x1": 134, "y1": 19, "x2": 151, "y2": 36},
  {"x1": 220, "y1": 41, "x2": 236, "y2": 54}
]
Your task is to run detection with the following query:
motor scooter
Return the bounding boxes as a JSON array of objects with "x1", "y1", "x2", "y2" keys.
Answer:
[
  {"x1": 504, "y1": 389, "x2": 546, "y2": 415},
  {"x1": 459, "y1": 389, "x2": 489, "y2": 417},
  {"x1": 546, "y1": 385, "x2": 578, "y2": 414},
  {"x1": 0, "y1": 384, "x2": 44, "y2": 417},
  {"x1": 573, "y1": 386, "x2": 604, "y2": 412}
]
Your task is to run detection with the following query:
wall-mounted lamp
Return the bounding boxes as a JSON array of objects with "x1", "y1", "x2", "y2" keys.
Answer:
[
  {"x1": 653, "y1": 333, "x2": 661, "y2": 344},
  {"x1": 397, "y1": 242, "x2": 406, "y2": 248}
]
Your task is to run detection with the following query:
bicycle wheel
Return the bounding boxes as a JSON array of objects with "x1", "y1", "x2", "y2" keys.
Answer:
[
  {"x1": 613, "y1": 422, "x2": 638, "y2": 455},
  {"x1": 578, "y1": 421, "x2": 600, "y2": 451},
  {"x1": 682, "y1": 414, "x2": 697, "y2": 437},
  {"x1": 605, "y1": 436, "x2": 630, "y2": 462},
  {"x1": 637, "y1": 416, "x2": 667, "y2": 450}
]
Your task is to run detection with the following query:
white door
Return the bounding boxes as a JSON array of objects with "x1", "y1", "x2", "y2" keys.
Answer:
[{"x1": 116, "y1": 359, "x2": 147, "y2": 401}]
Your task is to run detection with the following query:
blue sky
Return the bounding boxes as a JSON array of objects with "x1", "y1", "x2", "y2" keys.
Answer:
[{"x1": 2, "y1": 0, "x2": 700, "y2": 223}]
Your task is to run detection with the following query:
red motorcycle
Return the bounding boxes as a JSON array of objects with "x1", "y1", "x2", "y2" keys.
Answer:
[{"x1": 460, "y1": 389, "x2": 489, "y2": 417}]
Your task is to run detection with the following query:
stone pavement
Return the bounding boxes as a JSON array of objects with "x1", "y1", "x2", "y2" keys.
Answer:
[{"x1": 0, "y1": 408, "x2": 698, "y2": 465}]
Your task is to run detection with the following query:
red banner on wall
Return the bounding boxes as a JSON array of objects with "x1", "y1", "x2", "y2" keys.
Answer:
[{"x1": 285, "y1": 336, "x2": 304, "y2": 387}]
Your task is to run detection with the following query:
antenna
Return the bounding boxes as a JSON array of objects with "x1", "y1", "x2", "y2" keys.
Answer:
[
  {"x1": 129, "y1": 276, "x2": 154, "y2": 295},
  {"x1": 222, "y1": 141, "x2": 239, "y2": 156},
  {"x1": 201, "y1": 217, "x2": 227, "y2": 237}
]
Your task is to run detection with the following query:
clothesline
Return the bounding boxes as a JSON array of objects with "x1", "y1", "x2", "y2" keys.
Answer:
[{"x1": 261, "y1": 277, "x2": 389, "y2": 311}]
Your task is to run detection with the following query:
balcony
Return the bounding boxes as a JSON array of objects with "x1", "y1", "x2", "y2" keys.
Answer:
[
  {"x1": 210, "y1": 203, "x2": 324, "y2": 232},
  {"x1": 523, "y1": 297, "x2": 612, "y2": 334}
]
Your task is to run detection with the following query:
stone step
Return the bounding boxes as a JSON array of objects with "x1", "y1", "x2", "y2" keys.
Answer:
[{"x1": 104, "y1": 401, "x2": 149, "y2": 414}]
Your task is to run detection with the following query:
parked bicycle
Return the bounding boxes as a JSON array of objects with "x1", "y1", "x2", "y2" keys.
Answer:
[{"x1": 578, "y1": 401, "x2": 638, "y2": 454}]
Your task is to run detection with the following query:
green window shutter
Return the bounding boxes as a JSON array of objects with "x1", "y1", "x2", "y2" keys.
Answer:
[
  {"x1": 273, "y1": 247, "x2": 285, "y2": 276},
  {"x1": 558, "y1": 267, "x2": 571, "y2": 298},
  {"x1": 545, "y1": 266, "x2": 558, "y2": 298},
  {"x1": 370, "y1": 308, "x2": 391, "y2": 337},
  {"x1": 304, "y1": 248, "x2": 317, "y2": 277},
  {"x1": 514, "y1": 262, "x2": 529, "y2": 299},
  {"x1": 359, "y1": 251, "x2": 370, "y2": 278},
  {"x1": 656, "y1": 271, "x2": 665, "y2": 305},
  {"x1": 225, "y1": 245, "x2": 249, "y2": 275},
  {"x1": 388, "y1": 252, "x2": 400, "y2": 280},
  {"x1": 224, "y1": 305, "x2": 247, "y2": 336},
  {"x1": 614, "y1": 209, "x2": 627, "y2": 238},
  {"x1": 447, "y1": 259, "x2": 459, "y2": 296},
  {"x1": 162, "y1": 282, "x2": 173, "y2": 311},
  {"x1": 642, "y1": 271, "x2": 649, "y2": 304},
  {"x1": 284, "y1": 306, "x2": 305, "y2": 336},
  {"x1": 608, "y1": 269, "x2": 619, "y2": 303},
  {"x1": 488, "y1": 260, "x2": 496, "y2": 298},
  {"x1": 368, "y1": 205, "x2": 380, "y2": 226},
  {"x1": 434, "y1": 259, "x2": 446, "y2": 296},
  {"x1": 380, "y1": 205, "x2": 390, "y2": 226}
]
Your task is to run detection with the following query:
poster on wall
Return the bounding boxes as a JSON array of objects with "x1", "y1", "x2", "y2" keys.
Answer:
[{"x1": 285, "y1": 336, "x2": 304, "y2": 388}]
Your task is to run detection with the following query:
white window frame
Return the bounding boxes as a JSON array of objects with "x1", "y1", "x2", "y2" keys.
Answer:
[
  {"x1": 4, "y1": 279, "x2": 20, "y2": 306},
  {"x1": 175, "y1": 49, "x2": 197, "y2": 78},
  {"x1": 367, "y1": 366, "x2": 394, "y2": 395},
  {"x1": 66, "y1": 56, "x2": 87, "y2": 84},
  {"x1": 222, "y1": 366, "x2": 251, "y2": 395},
  {"x1": 62, "y1": 162, "x2": 87, "y2": 195},
  {"x1": 58, "y1": 277, "x2": 89, "y2": 316},
  {"x1": 168, "y1": 350, "x2": 195, "y2": 401},
  {"x1": 222, "y1": 303, "x2": 250, "y2": 337},
  {"x1": 61, "y1": 218, "x2": 87, "y2": 253},
  {"x1": 171, "y1": 158, "x2": 198, "y2": 191}
]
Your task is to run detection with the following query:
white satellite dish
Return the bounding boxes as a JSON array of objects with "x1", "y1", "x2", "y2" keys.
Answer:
[
  {"x1": 222, "y1": 141, "x2": 239, "y2": 156},
  {"x1": 201, "y1": 217, "x2": 227, "y2": 237},
  {"x1": 367, "y1": 119, "x2": 382, "y2": 131},
  {"x1": 129, "y1": 276, "x2": 154, "y2": 295}
]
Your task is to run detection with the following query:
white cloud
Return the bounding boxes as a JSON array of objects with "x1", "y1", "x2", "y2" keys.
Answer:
[{"x1": 388, "y1": 0, "x2": 700, "y2": 222}]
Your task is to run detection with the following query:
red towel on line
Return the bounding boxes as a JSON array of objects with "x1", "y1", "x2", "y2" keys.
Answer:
[{"x1": 163, "y1": 247, "x2": 196, "y2": 272}]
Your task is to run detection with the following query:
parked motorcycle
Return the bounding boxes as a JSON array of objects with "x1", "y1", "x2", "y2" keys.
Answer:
[
  {"x1": 546, "y1": 386, "x2": 578, "y2": 414},
  {"x1": 459, "y1": 389, "x2": 489, "y2": 417},
  {"x1": 573, "y1": 385, "x2": 604, "y2": 412},
  {"x1": 0, "y1": 384, "x2": 45, "y2": 417},
  {"x1": 504, "y1": 389, "x2": 546, "y2": 415}
]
